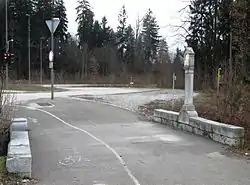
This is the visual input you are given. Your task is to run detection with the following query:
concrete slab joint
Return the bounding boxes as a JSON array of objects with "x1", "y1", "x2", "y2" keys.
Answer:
[{"x1": 6, "y1": 118, "x2": 32, "y2": 178}]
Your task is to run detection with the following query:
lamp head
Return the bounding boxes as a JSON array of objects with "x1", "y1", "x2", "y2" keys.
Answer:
[{"x1": 184, "y1": 47, "x2": 195, "y2": 69}]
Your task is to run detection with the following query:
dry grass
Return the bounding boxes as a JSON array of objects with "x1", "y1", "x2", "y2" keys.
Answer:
[
  {"x1": 0, "y1": 156, "x2": 34, "y2": 184},
  {"x1": 18, "y1": 71, "x2": 184, "y2": 89},
  {"x1": 7, "y1": 84, "x2": 50, "y2": 92},
  {"x1": 5, "y1": 84, "x2": 64, "y2": 92},
  {"x1": 0, "y1": 85, "x2": 37, "y2": 184},
  {"x1": 0, "y1": 120, "x2": 11, "y2": 157},
  {"x1": 0, "y1": 156, "x2": 6, "y2": 181}
]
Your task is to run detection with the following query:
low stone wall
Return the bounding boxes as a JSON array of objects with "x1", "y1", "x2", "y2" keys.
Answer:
[
  {"x1": 6, "y1": 118, "x2": 32, "y2": 178},
  {"x1": 153, "y1": 109, "x2": 245, "y2": 146}
]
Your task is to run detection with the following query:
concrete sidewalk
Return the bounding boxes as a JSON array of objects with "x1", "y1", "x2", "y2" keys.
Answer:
[{"x1": 16, "y1": 98, "x2": 250, "y2": 185}]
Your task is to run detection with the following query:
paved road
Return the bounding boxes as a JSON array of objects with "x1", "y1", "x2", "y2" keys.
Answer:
[{"x1": 16, "y1": 98, "x2": 250, "y2": 185}]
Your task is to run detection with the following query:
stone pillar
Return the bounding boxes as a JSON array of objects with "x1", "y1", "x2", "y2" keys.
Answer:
[{"x1": 178, "y1": 47, "x2": 198, "y2": 123}]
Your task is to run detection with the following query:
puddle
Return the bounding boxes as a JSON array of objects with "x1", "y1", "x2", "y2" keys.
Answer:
[
  {"x1": 206, "y1": 152, "x2": 226, "y2": 159},
  {"x1": 127, "y1": 134, "x2": 181, "y2": 143}
]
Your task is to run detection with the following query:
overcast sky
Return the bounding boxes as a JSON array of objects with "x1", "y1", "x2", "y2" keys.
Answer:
[{"x1": 64, "y1": 0, "x2": 190, "y2": 51}]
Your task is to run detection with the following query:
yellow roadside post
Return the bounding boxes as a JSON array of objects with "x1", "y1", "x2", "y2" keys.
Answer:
[{"x1": 217, "y1": 68, "x2": 222, "y2": 96}]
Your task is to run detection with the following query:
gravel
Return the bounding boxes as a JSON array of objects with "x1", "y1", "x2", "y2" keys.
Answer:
[{"x1": 76, "y1": 89, "x2": 185, "y2": 113}]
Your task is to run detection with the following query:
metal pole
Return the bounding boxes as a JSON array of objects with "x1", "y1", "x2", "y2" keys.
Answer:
[
  {"x1": 28, "y1": 15, "x2": 31, "y2": 85},
  {"x1": 172, "y1": 73, "x2": 175, "y2": 91},
  {"x1": 172, "y1": 73, "x2": 175, "y2": 109},
  {"x1": 5, "y1": 0, "x2": 8, "y2": 90},
  {"x1": 229, "y1": 26, "x2": 233, "y2": 86},
  {"x1": 229, "y1": 0, "x2": 233, "y2": 86},
  {"x1": 40, "y1": 38, "x2": 43, "y2": 84},
  {"x1": 51, "y1": 0, "x2": 55, "y2": 100},
  {"x1": 51, "y1": 20, "x2": 54, "y2": 100}
]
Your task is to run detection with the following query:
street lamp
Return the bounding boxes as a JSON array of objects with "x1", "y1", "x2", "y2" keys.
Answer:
[
  {"x1": 26, "y1": 14, "x2": 31, "y2": 85},
  {"x1": 40, "y1": 37, "x2": 44, "y2": 84},
  {"x1": 5, "y1": 0, "x2": 9, "y2": 89},
  {"x1": 6, "y1": 39, "x2": 14, "y2": 52},
  {"x1": 183, "y1": 47, "x2": 195, "y2": 70}
]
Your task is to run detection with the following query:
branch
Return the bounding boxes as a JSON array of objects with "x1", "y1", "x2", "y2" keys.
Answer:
[
  {"x1": 163, "y1": 33, "x2": 187, "y2": 40},
  {"x1": 179, "y1": 5, "x2": 190, "y2": 16},
  {"x1": 160, "y1": 19, "x2": 190, "y2": 34},
  {"x1": 168, "y1": 24, "x2": 190, "y2": 35},
  {"x1": 181, "y1": 20, "x2": 191, "y2": 23}
]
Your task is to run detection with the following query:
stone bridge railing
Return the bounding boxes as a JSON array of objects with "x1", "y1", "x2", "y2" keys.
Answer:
[{"x1": 153, "y1": 47, "x2": 245, "y2": 147}]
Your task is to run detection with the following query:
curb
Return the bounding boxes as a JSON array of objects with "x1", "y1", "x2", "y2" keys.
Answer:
[
  {"x1": 6, "y1": 118, "x2": 32, "y2": 178},
  {"x1": 69, "y1": 97, "x2": 152, "y2": 121},
  {"x1": 41, "y1": 84, "x2": 158, "y2": 88},
  {"x1": 70, "y1": 96, "x2": 139, "y2": 114},
  {"x1": 71, "y1": 89, "x2": 165, "y2": 98}
]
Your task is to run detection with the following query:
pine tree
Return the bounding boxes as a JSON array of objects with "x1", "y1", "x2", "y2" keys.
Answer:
[
  {"x1": 142, "y1": 9, "x2": 160, "y2": 66},
  {"x1": 76, "y1": 0, "x2": 94, "y2": 48},
  {"x1": 53, "y1": 0, "x2": 68, "y2": 72},
  {"x1": 0, "y1": 2, "x2": 6, "y2": 65},
  {"x1": 63, "y1": 33, "x2": 81, "y2": 73},
  {"x1": 54, "y1": 0, "x2": 68, "y2": 42},
  {"x1": 186, "y1": 0, "x2": 223, "y2": 85},
  {"x1": 33, "y1": 0, "x2": 53, "y2": 40},
  {"x1": 231, "y1": 0, "x2": 250, "y2": 80},
  {"x1": 7, "y1": 0, "x2": 34, "y2": 78},
  {"x1": 173, "y1": 48, "x2": 183, "y2": 65},
  {"x1": 124, "y1": 25, "x2": 135, "y2": 72},
  {"x1": 186, "y1": 0, "x2": 250, "y2": 86},
  {"x1": 116, "y1": 5, "x2": 128, "y2": 63},
  {"x1": 173, "y1": 47, "x2": 183, "y2": 76},
  {"x1": 101, "y1": 16, "x2": 113, "y2": 46},
  {"x1": 91, "y1": 20, "x2": 102, "y2": 48},
  {"x1": 158, "y1": 38, "x2": 170, "y2": 63},
  {"x1": 134, "y1": 33, "x2": 145, "y2": 73}
]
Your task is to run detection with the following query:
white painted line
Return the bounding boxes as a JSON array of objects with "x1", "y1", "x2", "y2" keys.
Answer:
[{"x1": 23, "y1": 106, "x2": 140, "y2": 185}]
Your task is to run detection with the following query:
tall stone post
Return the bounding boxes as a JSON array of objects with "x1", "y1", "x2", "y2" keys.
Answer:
[{"x1": 178, "y1": 47, "x2": 198, "y2": 123}]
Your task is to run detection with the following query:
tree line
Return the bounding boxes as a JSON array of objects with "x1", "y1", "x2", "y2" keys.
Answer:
[
  {"x1": 186, "y1": 0, "x2": 250, "y2": 88},
  {"x1": 0, "y1": 0, "x2": 68, "y2": 80},
  {"x1": 185, "y1": 0, "x2": 250, "y2": 145},
  {"x1": 0, "y1": 0, "x2": 183, "y2": 86},
  {"x1": 1, "y1": 0, "x2": 248, "y2": 88}
]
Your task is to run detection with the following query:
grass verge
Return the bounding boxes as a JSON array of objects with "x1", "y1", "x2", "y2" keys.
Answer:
[
  {"x1": 0, "y1": 149, "x2": 38, "y2": 184},
  {"x1": 0, "y1": 156, "x2": 24, "y2": 184},
  {"x1": 5, "y1": 84, "x2": 63, "y2": 92},
  {"x1": 0, "y1": 156, "x2": 6, "y2": 181}
]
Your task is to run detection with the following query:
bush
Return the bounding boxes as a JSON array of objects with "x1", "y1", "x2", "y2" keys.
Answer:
[
  {"x1": 0, "y1": 72, "x2": 15, "y2": 156},
  {"x1": 0, "y1": 120, "x2": 10, "y2": 156}
]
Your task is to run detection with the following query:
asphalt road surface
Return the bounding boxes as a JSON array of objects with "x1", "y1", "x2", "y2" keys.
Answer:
[{"x1": 16, "y1": 98, "x2": 250, "y2": 185}]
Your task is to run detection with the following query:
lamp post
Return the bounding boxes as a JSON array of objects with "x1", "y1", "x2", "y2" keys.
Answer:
[
  {"x1": 5, "y1": 0, "x2": 8, "y2": 89},
  {"x1": 40, "y1": 37, "x2": 44, "y2": 84},
  {"x1": 46, "y1": 18, "x2": 60, "y2": 100},
  {"x1": 6, "y1": 39, "x2": 14, "y2": 52},
  {"x1": 45, "y1": 0, "x2": 60, "y2": 100},
  {"x1": 178, "y1": 47, "x2": 198, "y2": 123},
  {"x1": 26, "y1": 14, "x2": 31, "y2": 85}
]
